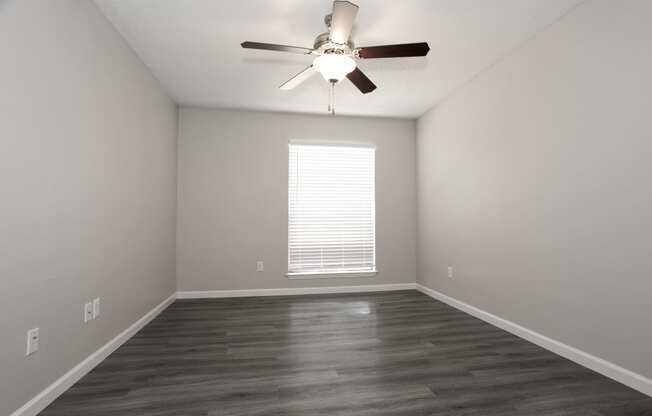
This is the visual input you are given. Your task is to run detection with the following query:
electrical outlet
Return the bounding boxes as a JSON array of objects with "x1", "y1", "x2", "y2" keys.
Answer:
[
  {"x1": 256, "y1": 261, "x2": 264, "y2": 272},
  {"x1": 92, "y1": 298, "x2": 100, "y2": 319},
  {"x1": 447, "y1": 266, "x2": 454, "y2": 279},
  {"x1": 84, "y1": 302, "x2": 93, "y2": 323},
  {"x1": 26, "y1": 328, "x2": 39, "y2": 356}
]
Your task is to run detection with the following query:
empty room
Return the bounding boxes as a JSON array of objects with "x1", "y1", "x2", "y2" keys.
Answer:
[{"x1": 2, "y1": 0, "x2": 652, "y2": 415}]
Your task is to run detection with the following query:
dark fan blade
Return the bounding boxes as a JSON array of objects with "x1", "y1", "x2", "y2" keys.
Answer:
[
  {"x1": 357, "y1": 42, "x2": 430, "y2": 59},
  {"x1": 346, "y1": 67, "x2": 376, "y2": 94},
  {"x1": 279, "y1": 66, "x2": 316, "y2": 90},
  {"x1": 330, "y1": 1, "x2": 359, "y2": 45},
  {"x1": 241, "y1": 41, "x2": 312, "y2": 55}
]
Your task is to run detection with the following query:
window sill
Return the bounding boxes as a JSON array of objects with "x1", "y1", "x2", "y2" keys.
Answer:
[{"x1": 286, "y1": 270, "x2": 378, "y2": 279}]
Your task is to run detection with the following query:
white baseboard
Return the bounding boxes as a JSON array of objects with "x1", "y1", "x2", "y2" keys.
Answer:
[
  {"x1": 415, "y1": 283, "x2": 652, "y2": 397},
  {"x1": 10, "y1": 293, "x2": 177, "y2": 416},
  {"x1": 177, "y1": 283, "x2": 416, "y2": 299}
]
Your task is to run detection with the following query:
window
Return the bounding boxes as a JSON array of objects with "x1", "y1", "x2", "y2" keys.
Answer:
[{"x1": 288, "y1": 141, "x2": 376, "y2": 277}]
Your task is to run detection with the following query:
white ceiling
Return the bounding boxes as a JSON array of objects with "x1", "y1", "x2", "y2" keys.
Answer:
[{"x1": 95, "y1": 0, "x2": 583, "y2": 118}]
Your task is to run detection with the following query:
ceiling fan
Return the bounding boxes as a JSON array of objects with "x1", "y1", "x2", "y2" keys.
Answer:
[{"x1": 241, "y1": 0, "x2": 430, "y2": 114}]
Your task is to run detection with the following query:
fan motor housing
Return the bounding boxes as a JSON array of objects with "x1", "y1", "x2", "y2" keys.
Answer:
[{"x1": 313, "y1": 32, "x2": 354, "y2": 54}]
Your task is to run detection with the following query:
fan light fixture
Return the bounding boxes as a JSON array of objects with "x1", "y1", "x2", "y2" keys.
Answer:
[
  {"x1": 313, "y1": 54, "x2": 356, "y2": 82},
  {"x1": 241, "y1": 0, "x2": 431, "y2": 115}
]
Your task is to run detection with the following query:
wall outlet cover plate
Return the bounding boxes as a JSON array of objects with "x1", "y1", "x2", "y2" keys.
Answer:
[
  {"x1": 26, "y1": 328, "x2": 39, "y2": 355},
  {"x1": 92, "y1": 298, "x2": 100, "y2": 319}
]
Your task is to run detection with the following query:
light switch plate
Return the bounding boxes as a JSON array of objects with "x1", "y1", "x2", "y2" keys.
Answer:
[{"x1": 256, "y1": 261, "x2": 264, "y2": 272}]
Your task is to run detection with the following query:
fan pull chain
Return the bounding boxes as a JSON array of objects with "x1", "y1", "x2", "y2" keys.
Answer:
[
  {"x1": 327, "y1": 81, "x2": 332, "y2": 115},
  {"x1": 328, "y1": 81, "x2": 336, "y2": 116}
]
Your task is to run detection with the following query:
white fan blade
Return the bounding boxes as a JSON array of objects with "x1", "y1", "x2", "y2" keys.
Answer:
[
  {"x1": 279, "y1": 66, "x2": 316, "y2": 90},
  {"x1": 330, "y1": 1, "x2": 358, "y2": 45}
]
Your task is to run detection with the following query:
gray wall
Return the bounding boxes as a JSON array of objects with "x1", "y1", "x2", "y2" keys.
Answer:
[
  {"x1": 0, "y1": 2, "x2": 178, "y2": 414},
  {"x1": 417, "y1": 0, "x2": 652, "y2": 379},
  {"x1": 177, "y1": 108, "x2": 416, "y2": 291}
]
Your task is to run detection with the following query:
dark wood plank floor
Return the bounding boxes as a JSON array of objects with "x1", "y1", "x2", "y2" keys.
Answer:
[{"x1": 40, "y1": 290, "x2": 652, "y2": 416}]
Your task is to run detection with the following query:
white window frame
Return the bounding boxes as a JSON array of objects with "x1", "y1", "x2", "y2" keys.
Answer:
[{"x1": 287, "y1": 140, "x2": 377, "y2": 279}]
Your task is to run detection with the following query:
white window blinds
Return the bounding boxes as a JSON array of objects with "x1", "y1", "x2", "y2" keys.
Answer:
[{"x1": 288, "y1": 142, "x2": 376, "y2": 275}]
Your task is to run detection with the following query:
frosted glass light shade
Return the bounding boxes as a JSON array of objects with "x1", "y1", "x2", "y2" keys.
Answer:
[{"x1": 313, "y1": 54, "x2": 356, "y2": 82}]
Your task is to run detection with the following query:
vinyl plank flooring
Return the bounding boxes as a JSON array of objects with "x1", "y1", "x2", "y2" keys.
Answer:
[{"x1": 39, "y1": 290, "x2": 652, "y2": 416}]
